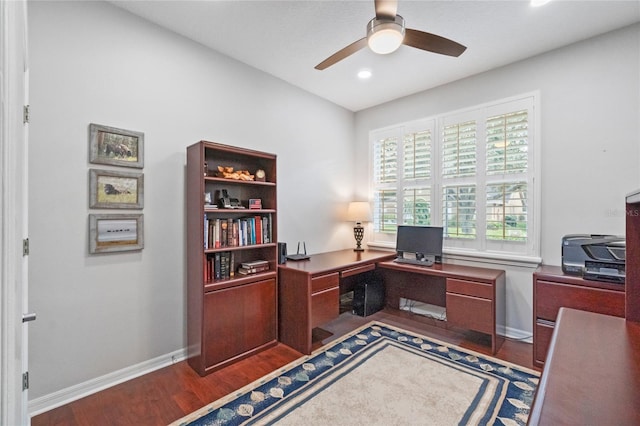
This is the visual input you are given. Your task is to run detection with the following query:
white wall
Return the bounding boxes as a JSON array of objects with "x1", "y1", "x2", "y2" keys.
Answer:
[
  {"x1": 355, "y1": 24, "x2": 640, "y2": 337},
  {"x1": 28, "y1": 1, "x2": 356, "y2": 402}
]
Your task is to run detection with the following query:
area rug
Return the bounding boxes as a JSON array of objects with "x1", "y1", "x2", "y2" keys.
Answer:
[{"x1": 171, "y1": 322, "x2": 539, "y2": 426}]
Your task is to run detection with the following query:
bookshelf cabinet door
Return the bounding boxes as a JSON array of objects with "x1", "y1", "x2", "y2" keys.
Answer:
[{"x1": 203, "y1": 278, "x2": 277, "y2": 371}]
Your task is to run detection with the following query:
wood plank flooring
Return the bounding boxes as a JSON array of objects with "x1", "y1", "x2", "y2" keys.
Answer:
[{"x1": 31, "y1": 308, "x2": 538, "y2": 425}]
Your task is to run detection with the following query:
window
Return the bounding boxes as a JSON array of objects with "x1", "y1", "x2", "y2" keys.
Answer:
[{"x1": 370, "y1": 94, "x2": 538, "y2": 259}]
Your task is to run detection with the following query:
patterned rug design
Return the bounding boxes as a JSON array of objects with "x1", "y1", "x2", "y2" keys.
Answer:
[{"x1": 172, "y1": 322, "x2": 539, "y2": 426}]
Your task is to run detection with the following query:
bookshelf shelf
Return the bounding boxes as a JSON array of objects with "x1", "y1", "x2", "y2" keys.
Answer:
[
  {"x1": 187, "y1": 141, "x2": 278, "y2": 376},
  {"x1": 204, "y1": 176, "x2": 276, "y2": 187},
  {"x1": 204, "y1": 271, "x2": 278, "y2": 291}
]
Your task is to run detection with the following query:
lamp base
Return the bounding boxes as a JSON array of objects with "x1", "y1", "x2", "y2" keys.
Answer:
[{"x1": 353, "y1": 223, "x2": 365, "y2": 252}]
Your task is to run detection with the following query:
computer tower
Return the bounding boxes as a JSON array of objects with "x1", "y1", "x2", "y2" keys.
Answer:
[{"x1": 352, "y1": 279, "x2": 385, "y2": 317}]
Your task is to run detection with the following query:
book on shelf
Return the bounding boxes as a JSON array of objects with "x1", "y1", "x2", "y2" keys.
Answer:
[
  {"x1": 214, "y1": 252, "x2": 221, "y2": 280},
  {"x1": 204, "y1": 214, "x2": 273, "y2": 249},
  {"x1": 205, "y1": 251, "x2": 237, "y2": 281},
  {"x1": 237, "y1": 264, "x2": 270, "y2": 275},
  {"x1": 241, "y1": 259, "x2": 269, "y2": 268}
]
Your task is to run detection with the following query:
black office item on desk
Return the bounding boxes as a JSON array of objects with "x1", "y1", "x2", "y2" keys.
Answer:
[
  {"x1": 278, "y1": 242, "x2": 287, "y2": 264},
  {"x1": 394, "y1": 225, "x2": 443, "y2": 266},
  {"x1": 353, "y1": 279, "x2": 385, "y2": 317},
  {"x1": 286, "y1": 241, "x2": 310, "y2": 261}
]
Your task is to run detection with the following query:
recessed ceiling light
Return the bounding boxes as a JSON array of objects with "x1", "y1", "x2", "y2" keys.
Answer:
[{"x1": 358, "y1": 69, "x2": 372, "y2": 79}]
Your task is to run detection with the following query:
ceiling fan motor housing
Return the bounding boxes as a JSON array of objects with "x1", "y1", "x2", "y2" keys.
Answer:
[{"x1": 367, "y1": 15, "x2": 406, "y2": 54}]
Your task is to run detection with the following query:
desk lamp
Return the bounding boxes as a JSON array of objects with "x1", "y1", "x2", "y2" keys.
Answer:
[{"x1": 346, "y1": 201, "x2": 372, "y2": 252}]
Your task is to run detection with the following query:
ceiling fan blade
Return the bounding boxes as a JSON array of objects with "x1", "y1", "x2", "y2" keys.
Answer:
[
  {"x1": 314, "y1": 37, "x2": 368, "y2": 70},
  {"x1": 374, "y1": 0, "x2": 398, "y2": 20},
  {"x1": 403, "y1": 28, "x2": 467, "y2": 57}
]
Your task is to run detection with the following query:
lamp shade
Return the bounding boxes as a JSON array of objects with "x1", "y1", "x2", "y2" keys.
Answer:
[{"x1": 346, "y1": 201, "x2": 372, "y2": 223}]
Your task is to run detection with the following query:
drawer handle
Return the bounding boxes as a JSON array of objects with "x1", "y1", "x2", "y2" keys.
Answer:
[
  {"x1": 341, "y1": 264, "x2": 374, "y2": 278},
  {"x1": 313, "y1": 286, "x2": 338, "y2": 296}
]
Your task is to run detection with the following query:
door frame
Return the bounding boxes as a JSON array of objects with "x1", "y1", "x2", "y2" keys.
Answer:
[{"x1": 1, "y1": 0, "x2": 29, "y2": 424}]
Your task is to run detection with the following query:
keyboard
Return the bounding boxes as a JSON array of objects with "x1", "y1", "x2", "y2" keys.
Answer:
[{"x1": 393, "y1": 257, "x2": 434, "y2": 267}]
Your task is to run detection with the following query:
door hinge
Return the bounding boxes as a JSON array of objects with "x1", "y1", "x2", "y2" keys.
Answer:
[
  {"x1": 23, "y1": 238, "x2": 29, "y2": 256},
  {"x1": 22, "y1": 372, "x2": 29, "y2": 391},
  {"x1": 23, "y1": 105, "x2": 30, "y2": 124}
]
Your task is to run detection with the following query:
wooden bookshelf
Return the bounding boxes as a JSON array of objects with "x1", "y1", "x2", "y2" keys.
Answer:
[{"x1": 186, "y1": 141, "x2": 278, "y2": 376}]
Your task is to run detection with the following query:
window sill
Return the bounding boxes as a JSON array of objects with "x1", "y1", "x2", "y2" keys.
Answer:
[{"x1": 366, "y1": 242, "x2": 542, "y2": 269}]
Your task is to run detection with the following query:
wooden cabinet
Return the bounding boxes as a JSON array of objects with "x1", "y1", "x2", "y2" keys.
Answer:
[
  {"x1": 532, "y1": 265, "x2": 625, "y2": 367},
  {"x1": 186, "y1": 141, "x2": 278, "y2": 376}
]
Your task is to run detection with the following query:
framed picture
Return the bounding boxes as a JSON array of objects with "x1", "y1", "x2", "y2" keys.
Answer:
[
  {"x1": 89, "y1": 169, "x2": 144, "y2": 209},
  {"x1": 89, "y1": 214, "x2": 144, "y2": 254},
  {"x1": 89, "y1": 123, "x2": 144, "y2": 168}
]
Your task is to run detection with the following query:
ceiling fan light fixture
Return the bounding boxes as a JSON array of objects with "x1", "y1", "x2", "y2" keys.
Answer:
[{"x1": 367, "y1": 16, "x2": 405, "y2": 54}]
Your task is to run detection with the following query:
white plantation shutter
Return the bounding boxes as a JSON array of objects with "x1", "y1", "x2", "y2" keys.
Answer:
[
  {"x1": 484, "y1": 109, "x2": 529, "y2": 243},
  {"x1": 372, "y1": 122, "x2": 435, "y2": 239},
  {"x1": 403, "y1": 130, "x2": 430, "y2": 180},
  {"x1": 373, "y1": 136, "x2": 400, "y2": 233},
  {"x1": 442, "y1": 185, "x2": 476, "y2": 238},
  {"x1": 486, "y1": 110, "x2": 528, "y2": 175},
  {"x1": 370, "y1": 94, "x2": 538, "y2": 259},
  {"x1": 374, "y1": 189, "x2": 398, "y2": 232},
  {"x1": 442, "y1": 121, "x2": 476, "y2": 178},
  {"x1": 486, "y1": 182, "x2": 527, "y2": 241},
  {"x1": 403, "y1": 187, "x2": 431, "y2": 225},
  {"x1": 373, "y1": 136, "x2": 398, "y2": 184}
]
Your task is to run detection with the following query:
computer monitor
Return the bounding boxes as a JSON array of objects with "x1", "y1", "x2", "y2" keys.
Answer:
[{"x1": 395, "y1": 225, "x2": 444, "y2": 264}]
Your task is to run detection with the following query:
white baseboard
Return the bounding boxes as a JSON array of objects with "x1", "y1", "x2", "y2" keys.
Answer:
[
  {"x1": 501, "y1": 325, "x2": 533, "y2": 343},
  {"x1": 28, "y1": 347, "x2": 188, "y2": 417}
]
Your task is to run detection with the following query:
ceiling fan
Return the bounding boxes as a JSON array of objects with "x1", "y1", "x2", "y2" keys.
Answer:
[{"x1": 315, "y1": 0, "x2": 467, "y2": 70}]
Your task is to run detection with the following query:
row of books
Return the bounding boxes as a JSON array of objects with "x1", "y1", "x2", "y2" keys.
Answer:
[
  {"x1": 204, "y1": 214, "x2": 272, "y2": 250},
  {"x1": 204, "y1": 254, "x2": 270, "y2": 281}
]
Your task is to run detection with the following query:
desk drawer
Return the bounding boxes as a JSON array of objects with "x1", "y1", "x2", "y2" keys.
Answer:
[
  {"x1": 535, "y1": 280, "x2": 625, "y2": 322},
  {"x1": 312, "y1": 273, "x2": 339, "y2": 293},
  {"x1": 341, "y1": 263, "x2": 375, "y2": 278},
  {"x1": 446, "y1": 293, "x2": 493, "y2": 335},
  {"x1": 534, "y1": 320, "x2": 555, "y2": 365},
  {"x1": 311, "y1": 287, "x2": 339, "y2": 329},
  {"x1": 446, "y1": 278, "x2": 493, "y2": 300}
]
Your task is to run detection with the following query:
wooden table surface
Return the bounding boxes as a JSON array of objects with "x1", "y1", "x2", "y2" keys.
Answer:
[{"x1": 528, "y1": 308, "x2": 640, "y2": 425}]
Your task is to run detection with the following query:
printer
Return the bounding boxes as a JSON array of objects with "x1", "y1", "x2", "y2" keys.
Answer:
[{"x1": 561, "y1": 234, "x2": 625, "y2": 283}]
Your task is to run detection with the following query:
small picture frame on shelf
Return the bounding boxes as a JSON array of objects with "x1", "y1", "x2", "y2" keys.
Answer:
[
  {"x1": 249, "y1": 198, "x2": 262, "y2": 209},
  {"x1": 89, "y1": 123, "x2": 144, "y2": 168},
  {"x1": 89, "y1": 214, "x2": 144, "y2": 254},
  {"x1": 89, "y1": 169, "x2": 143, "y2": 209}
]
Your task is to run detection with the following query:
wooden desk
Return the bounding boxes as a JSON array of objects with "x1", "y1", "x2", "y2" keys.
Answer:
[
  {"x1": 278, "y1": 249, "x2": 396, "y2": 354},
  {"x1": 378, "y1": 261, "x2": 506, "y2": 354},
  {"x1": 528, "y1": 308, "x2": 640, "y2": 425}
]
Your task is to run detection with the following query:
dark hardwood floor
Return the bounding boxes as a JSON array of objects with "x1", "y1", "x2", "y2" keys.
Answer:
[{"x1": 31, "y1": 308, "x2": 538, "y2": 425}]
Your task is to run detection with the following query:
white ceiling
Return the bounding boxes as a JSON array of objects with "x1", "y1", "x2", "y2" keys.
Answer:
[{"x1": 110, "y1": 0, "x2": 640, "y2": 112}]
